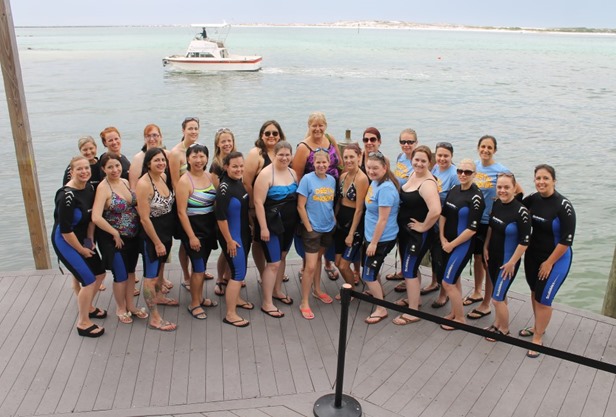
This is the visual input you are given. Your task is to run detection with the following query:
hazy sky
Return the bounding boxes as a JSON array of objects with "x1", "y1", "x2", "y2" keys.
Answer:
[{"x1": 9, "y1": 0, "x2": 614, "y2": 28}]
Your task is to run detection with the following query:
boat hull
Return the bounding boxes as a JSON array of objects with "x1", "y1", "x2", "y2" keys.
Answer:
[{"x1": 163, "y1": 56, "x2": 262, "y2": 72}]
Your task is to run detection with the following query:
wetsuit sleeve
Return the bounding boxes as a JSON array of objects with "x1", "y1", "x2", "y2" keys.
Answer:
[
  {"x1": 558, "y1": 197, "x2": 576, "y2": 246},
  {"x1": 57, "y1": 188, "x2": 76, "y2": 233},
  {"x1": 62, "y1": 165, "x2": 71, "y2": 185},
  {"x1": 215, "y1": 180, "x2": 231, "y2": 221},
  {"x1": 467, "y1": 189, "x2": 485, "y2": 231},
  {"x1": 517, "y1": 205, "x2": 531, "y2": 246}
]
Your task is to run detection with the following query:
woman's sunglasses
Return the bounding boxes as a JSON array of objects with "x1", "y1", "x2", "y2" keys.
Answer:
[
  {"x1": 363, "y1": 136, "x2": 379, "y2": 143},
  {"x1": 456, "y1": 169, "x2": 475, "y2": 176},
  {"x1": 263, "y1": 131, "x2": 279, "y2": 137},
  {"x1": 399, "y1": 139, "x2": 417, "y2": 145}
]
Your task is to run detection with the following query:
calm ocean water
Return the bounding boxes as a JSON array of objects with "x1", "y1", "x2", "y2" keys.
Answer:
[{"x1": 1, "y1": 26, "x2": 614, "y2": 312}]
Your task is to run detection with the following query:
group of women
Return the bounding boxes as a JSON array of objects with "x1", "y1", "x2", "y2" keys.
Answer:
[{"x1": 53, "y1": 114, "x2": 576, "y2": 360}]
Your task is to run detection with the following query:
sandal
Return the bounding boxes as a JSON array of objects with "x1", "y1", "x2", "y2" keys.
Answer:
[
  {"x1": 181, "y1": 281, "x2": 190, "y2": 291},
  {"x1": 282, "y1": 274, "x2": 289, "y2": 282},
  {"x1": 467, "y1": 308, "x2": 491, "y2": 320},
  {"x1": 156, "y1": 297, "x2": 179, "y2": 306},
  {"x1": 237, "y1": 301, "x2": 254, "y2": 310},
  {"x1": 200, "y1": 298, "x2": 218, "y2": 308},
  {"x1": 117, "y1": 312, "x2": 133, "y2": 324},
  {"x1": 393, "y1": 314, "x2": 420, "y2": 325},
  {"x1": 365, "y1": 313, "x2": 388, "y2": 324},
  {"x1": 89, "y1": 307, "x2": 107, "y2": 319},
  {"x1": 188, "y1": 305, "x2": 207, "y2": 320},
  {"x1": 394, "y1": 282, "x2": 407, "y2": 292},
  {"x1": 526, "y1": 343, "x2": 543, "y2": 358},
  {"x1": 431, "y1": 296, "x2": 449, "y2": 309},
  {"x1": 420, "y1": 284, "x2": 440, "y2": 295},
  {"x1": 462, "y1": 295, "x2": 483, "y2": 306},
  {"x1": 300, "y1": 307, "x2": 314, "y2": 320},
  {"x1": 519, "y1": 327, "x2": 535, "y2": 337},
  {"x1": 486, "y1": 328, "x2": 510, "y2": 342},
  {"x1": 77, "y1": 324, "x2": 104, "y2": 337},
  {"x1": 273, "y1": 295, "x2": 293, "y2": 305},
  {"x1": 133, "y1": 288, "x2": 140, "y2": 297},
  {"x1": 324, "y1": 266, "x2": 339, "y2": 281},
  {"x1": 148, "y1": 320, "x2": 177, "y2": 331},
  {"x1": 312, "y1": 292, "x2": 333, "y2": 304},
  {"x1": 130, "y1": 308, "x2": 148, "y2": 319},
  {"x1": 204, "y1": 272, "x2": 214, "y2": 280},
  {"x1": 261, "y1": 307, "x2": 284, "y2": 318},
  {"x1": 386, "y1": 271, "x2": 404, "y2": 281},
  {"x1": 214, "y1": 281, "x2": 227, "y2": 296},
  {"x1": 223, "y1": 317, "x2": 250, "y2": 327}
]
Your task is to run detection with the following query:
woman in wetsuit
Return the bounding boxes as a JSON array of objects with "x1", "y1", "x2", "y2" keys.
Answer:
[
  {"x1": 439, "y1": 159, "x2": 484, "y2": 330},
  {"x1": 521, "y1": 164, "x2": 576, "y2": 358},
  {"x1": 244, "y1": 121, "x2": 286, "y2": 284},
  {"x1": 52, "y1": 156, "x2": 106, "y2": 337},
  {"x1": 92, "y1": 153, "x2": 147, "y2": 324},
  {"x1": 253, "y1": 141, "x2": 298, "y2": 317},
  {"x1": 334, "y1": 143, "x2": 369, "y2": 293},
  {"x1": 395, "y1": 145, "x2": 441, "y2": 325},
  {"x1": 136, "y1": 148, "x2": 178, "y2": 332},
  {"x1": 483, "y1": 172, "x2": 530, "y2": 340},
  {"x1": 99, "y1": 127, "x2": 131, "y2": 180},
  {"x1": 176, "y1": 144, "x2": 219, "y2": 320},
  {"x1": 62, "y1": 136, "x2": 103, "y2": 189},
  {"x1": 362, "y1": 151, "x2": 400, "y2": 324},
  {"x1": 216, "y1": 152, "x2": 253, "y2": 328}
]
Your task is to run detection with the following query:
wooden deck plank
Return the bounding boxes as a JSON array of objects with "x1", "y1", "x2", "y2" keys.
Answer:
[
  {"x1": 150, "y1": 302, "x2": 182, "y2": 407},
  {"x1": 221, "y1": 309, "x2": 243, "y2": 401},
  {"x1": 185, "y1": 297, "x2": 208, "y2": 405},
  {"x1": 168, "y1": 273, "x2": 193, "y2": 406},
  {"x1": 236, "y1": 274, "x2": 260, "y2": 399},
  {"x1": 579, "y1": 324, "x2": 616, "y2": 417},
  {"x1": 204, "y1": 295, "x2": 225, "y2": 403}
]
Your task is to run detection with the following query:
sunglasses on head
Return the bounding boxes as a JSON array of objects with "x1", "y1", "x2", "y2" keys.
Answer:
[
  {"x1": 399, "y1": 139, "x2": 417, "y2": 145},
  {"x1": 456, "y1": 169, "x2": 475, "y2": 176},
  {"x1": 497, "y1": 172, "x2": 515, "y2": 179},
  {"x1": 368, "y1": 151, "x2": 385, "y2": 160},
  {"x1": 363, "y1": 136, "x2": 379, "y2": 143},
  {"x1": 184, "y1": 117, "x2": 199, "y2": 123},
  {"x1": 263, "y1": 130, "x2": 279, "y2": 137}
]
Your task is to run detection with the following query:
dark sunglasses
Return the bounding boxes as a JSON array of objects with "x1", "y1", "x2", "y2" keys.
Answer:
[
  {"x1": 399, "y1": 139, "x2": 417, "y2": 145},
  {"x1": 263, "y1": 131, "x2": 279, "y2": 137},
  {"x1": 456, "y1": 169, "x2": 475, "y2": 176},
  {"x1": 436, "y1": 141, "x2": 453, "y2": 152},
  {"x1": 363, "y1": 136, "x2": 379, "y2": 143}
]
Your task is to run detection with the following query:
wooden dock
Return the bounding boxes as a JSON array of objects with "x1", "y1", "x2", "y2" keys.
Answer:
[{"x1": 0, "y1": 259, "x2": 614, "y2": 417}]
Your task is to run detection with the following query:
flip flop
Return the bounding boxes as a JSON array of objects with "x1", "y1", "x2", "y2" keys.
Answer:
[
  {"x1": 526, "y1": 343, "x2": 543, "y2": 358},
  {"x1": 187, "y1": 305, "x2": 207, "y2": 320},
  {"x1": 214, "y1": 281, "x2": 227, "y2": 296},
  {"x1": 237, "y1": 301, "x2": 254, "y2": 310},
  {"x1": 148, "y1": 320, "x2": 177, "y2": 331},
  {"x1": 394, "y1": 298, "x2": 409, "y2": 307},
  {"x1": 324, "y1": 266, "x2": 339, "y2": 281},
  {"x1": 462, "y1": 296, "x2": 484, "y2": 306},
  {"x1": 300, "y1": 307, "x2": 314, "y2": 320},
  {"x1": 130, "y1": 308, "x2": 149, "y2": 319},
  {"x1": 77, "y1": 324, "x2": 104, "y2": 337},
  {"x1": 204, "y1": 272, "x2": 214, "y2": 280},
  {"x1": 133, "y1": 288, "x2": 140, "y2": 297},
  {"x1": 385, "y1": 271, "x2": 404, "y2": 281},
  {"x1": 467, "y1": 308, "x2": 491, "y2": 320},
  {"x1": 200, "y1": 298, "x2": 218, "y2": 308},
  {"x1": 181, "y1": 281, "x2": 190, "y2": 291},
  {"x1": 88, "y1": 307, "x2": 107, "y2": 319},
  {"x1": 261, "y1": 307, "x2": 284, "y2": 318},
  {"x1": 393, "y1": 315, "x2": 420, "y2": 325},
  {"x1": 282, "y1": 274, "x2": 289, "y2": 282},
  {"x1": 519, "y1": 327, "x2": 535, "y2": 337},
  {"x1": 440, "y1": 323, "x2": 457, "y2": 331},
  {"x1": 365, "y1": 313, "x2": 388, "y2": 324},
  {"x1": 156, "y1": 297, "x2": 179, "y2": 306},
  {"x1": 117, "y1": 312, "x2": 133, "y2": 324},
  {"x1": 394, "y1": 282, "x2": 407, "y2": 292},
  {"x1": 420, "y1": 284, "x2": 441, "y2": 295},
  {"x1": 431, "y1": 296, "x2": 449, "y2": 309},
  {"x1": 223, "y1": 317, "x2": 250, "y2": 328},
  {"x1": 312, "y1": 292, "x2": 333, "y2": 304},
  {"x1": 273, "y1": 295, "x2": 293, "y2": 305},
  {"x1": 486, "y1": 328, "x2": 510, "y2": 342}
]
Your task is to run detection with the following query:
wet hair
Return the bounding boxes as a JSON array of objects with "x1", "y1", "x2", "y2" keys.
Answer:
[
  {"x1": 457, "y1": 158, "x2": 476, "y2": 171},
  {"x1": 534, "y1": 163, "x2": 556, "y2": 180},
  {"x1": 77, "y1": 136, "x2": 97, "y2": 151},
  {"x1": 274, "y1": 140, "x2": 293, "y2": 155},
  {"x1": 100, "y1": 153, "x2": 122, "y2": 169},
  {"x1": 306, "y1": 111, "x2": 327, "y2": 136},
  {"x1": 367, "y1": 152, "x2": 400, "y2": 191},
  {"x1": 69, "y1": 155, "x2": 89, "y2": 170},
  {"x1": 223, "y1": 151, "x2": 244, "y2": 167},
  {"x1": 412, "y1": 145, "x2": 433, "y2": 161},
  {"x1": 363, "y1": 127, "x2": 381, "y2": 141},
  {"x1": 343, "y1": 143, "x2": 362, "y2": 157},
  {"x1": 478, "y1": 135, "x2": 497, "y2": 151},
  {"x1": 255, "y1": 120, "x2": 285, "y2": 154},
  {"x1": 186, "y1": 144, "x2": 209, "y2": 172},
  {"x1": 399, "y1": 128, "x2": 417, "y2": 141},
  {"x1": 99, "y1": 127, "x2": 120, "y2": 146},
  {"x1": 182, "y1": 117, "x2": 200, "y2": 130}
]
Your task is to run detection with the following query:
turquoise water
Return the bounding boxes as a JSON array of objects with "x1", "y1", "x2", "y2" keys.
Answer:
[{"x1": 1, "y1": 26, "x2": 615, "y2": 312}]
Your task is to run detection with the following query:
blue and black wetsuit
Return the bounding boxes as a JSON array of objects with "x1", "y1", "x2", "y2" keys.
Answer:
[
  {"x1": 523, "y1": 191, "x2": 575, "y2": 306},
  {"x1": 51, "y1": 184, "x2": 105, "y2": 286},
  {"x1": 488, "y1": 199, "x2": 531, "y2": 301},
  {"x1": 216, "y1": 176, "x2": 251, "y2": 281},
  {"x1": 440, "y1": 184, "x2": 485, "y2": 285}
]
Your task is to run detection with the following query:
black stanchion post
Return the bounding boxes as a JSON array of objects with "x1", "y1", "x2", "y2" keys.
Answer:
[{"x1": 313, "y1": 284, "x2": 362, "y2": 416}]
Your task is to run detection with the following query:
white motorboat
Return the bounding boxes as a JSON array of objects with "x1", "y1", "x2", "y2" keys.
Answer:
[{"x1": 163, "y1": 23, "x2": 262, "y2": 72}]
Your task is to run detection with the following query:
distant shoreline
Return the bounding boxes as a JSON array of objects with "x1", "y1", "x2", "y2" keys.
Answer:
[{"x1": 15, "y1": 20, "x2": 616, "y2": 35}]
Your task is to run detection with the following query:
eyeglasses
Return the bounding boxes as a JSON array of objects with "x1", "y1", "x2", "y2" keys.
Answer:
[
  {"x1": 363, "y1": 136, "x2": 379, "y2": 144},
  {"x1": 456, "y1": 169, "x2": 475, "y2": 176},
  {"x1": 399, "y1": 139, "x2": 417, "y2": 145},
  {"x1": 263, "y1": 131, "x2": 279, "y2": 138},
  {"x1": 146, "y1": 133, "x2": 160, "y2": 138},
  {"x1": 184, "y1": 117, "x2": 200, "y2": 124},
  {"x1": 368, "y1": 151, "x2": 385, "y2": 160},
  {"x1": 436, "y1": 141, "x2": 453, "y2": 152},
  {"x1": 497, "y1": 172, "x2": 515, "y2": 179}
]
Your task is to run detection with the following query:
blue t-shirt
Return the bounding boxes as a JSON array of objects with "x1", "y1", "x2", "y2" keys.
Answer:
[
  {"x1": 474, "y1": 161, "x2": 509, "y2": 224},
  {"x1": 297, "y1": 172, "x2": 336, "y2": 233},
  {"x1": 394, "y1": 153, "x2": 413, "y2": 186},
  {"x1": 432, "y1": 165, "x2": 460, "y2": 206},
  {"x1": 364, "y1": 180, "x2": 400, "y2": 242}
]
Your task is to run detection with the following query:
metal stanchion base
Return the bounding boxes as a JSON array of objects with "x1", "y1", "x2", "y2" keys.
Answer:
[{"x1": 313, "y1": 393, "x2": 362, "y2": 416}]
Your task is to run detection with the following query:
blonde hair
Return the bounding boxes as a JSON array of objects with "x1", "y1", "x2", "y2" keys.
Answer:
[
  {"x1": 457, "y1": 158, "x2": 476, "y2": 170},
  {"x1": 69, "y1": 155, "x2": 89, "y2": 170},
  {"x1": 306, "y1": 111, "x2": 327, "y2": 136},
  {"x1": 77, "y1": 136, "x2": 97, "y2": 150}
]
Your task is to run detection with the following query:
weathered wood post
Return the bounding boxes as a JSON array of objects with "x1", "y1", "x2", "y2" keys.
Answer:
[
  {"x1": 601, "y1": 246, "x2": 616, "y2": 318},
  {"x1": 0, "y1": 0, "x2": 51, "y2": 269}
]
